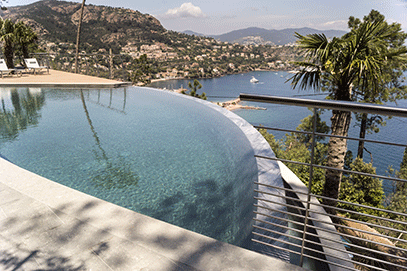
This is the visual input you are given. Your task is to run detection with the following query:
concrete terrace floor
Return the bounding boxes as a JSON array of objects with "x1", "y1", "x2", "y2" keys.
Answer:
[
  {"x1": 0, "y1": 71, "x2": 306, "y2": 271},
  {"x1": 0, "y1": 69, "x2": 131, "y2": 88}
]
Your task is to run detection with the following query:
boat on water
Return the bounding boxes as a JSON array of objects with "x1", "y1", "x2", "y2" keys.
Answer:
[{"x1": 250, "y1": 76, "x2": 259, "y2": 83}]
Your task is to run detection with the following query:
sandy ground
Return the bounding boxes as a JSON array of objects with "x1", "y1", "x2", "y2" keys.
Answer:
[{"x1": 0, "y1": 69, "x2": 130, "y2": 87}]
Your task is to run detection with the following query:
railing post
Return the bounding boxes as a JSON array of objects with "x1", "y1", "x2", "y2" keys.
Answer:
[{"x1": 299, "y1": 107, "x2": 318, "y2": 267}]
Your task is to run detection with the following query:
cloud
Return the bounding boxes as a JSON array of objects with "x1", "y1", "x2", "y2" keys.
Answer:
[
  {"x1": 163, "y1": 3, "x2": 207, "y2": 19},
  {"x1": 395, "y1": 1, "x2": 407, "y2": 7},
  {"x1": 323, "y1": 20, "x2": 348, "y2": 29}
]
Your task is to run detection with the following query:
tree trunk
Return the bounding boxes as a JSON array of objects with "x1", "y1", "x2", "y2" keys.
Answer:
[
  {"x1": 322, "y1": 109, "x2": 352, "y2": 214},
  {"x1": 357, "y1": 113, "x2": 368, "y2": 159},
  {"x1": 22, "y1": 43, "x2": 29, "y2": 59},
  {"x1": 75, "y1": 0, "x2": 86, "y2": 74},
  {"x1": 4, "y1": 42, "x2": 14, "y2": 69}
]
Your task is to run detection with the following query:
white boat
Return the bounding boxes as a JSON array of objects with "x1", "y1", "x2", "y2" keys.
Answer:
[{"x1": 250, "y1": 76, "x2": 259, "y2": 83}]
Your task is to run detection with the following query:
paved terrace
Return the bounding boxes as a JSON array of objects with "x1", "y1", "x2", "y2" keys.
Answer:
[
  {"x1": 0, "y1": 69, "x2": 131, "y2": 88},
  {"x1": 0, "y1": 71, "x2": 305, "y2": 271}
]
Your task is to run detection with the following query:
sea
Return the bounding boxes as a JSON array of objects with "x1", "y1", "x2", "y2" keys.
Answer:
[{"x1": 149, "y1": 70, "x2": 407, "y2": 195}]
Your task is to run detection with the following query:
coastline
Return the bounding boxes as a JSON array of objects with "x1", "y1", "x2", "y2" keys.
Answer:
[
  {"x1": 149, "y1": 68, "x2": 294, "y2": 84},
  {"x1": 149, "y1": 72, "x2": 275, "y2": 111},
  {"x1": 213, "y1": 98, "x2": 266, "y2": 111},
  {"x1": 159, "y1": 88, "x2": 266, "y2": 111}
]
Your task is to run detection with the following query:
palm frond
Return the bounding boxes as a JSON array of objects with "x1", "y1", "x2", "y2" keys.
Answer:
[
  {"x1": 287, "y1": 63, "x2": 322, "y2": 91},
  {"x1": 295, "y1": 32, "x2": 331, "y2": 60}
]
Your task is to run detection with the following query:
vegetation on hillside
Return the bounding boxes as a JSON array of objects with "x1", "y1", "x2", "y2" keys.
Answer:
[{"x1": 181, "y1": 79, "x2": 207, "y2": 100}]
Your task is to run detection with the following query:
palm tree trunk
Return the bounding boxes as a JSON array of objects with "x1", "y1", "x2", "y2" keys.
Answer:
[
  {"x1": 75, "y1": 0, "x2": 86, "y2": 74},
  {"x1": 22, "y1": 43, "x2": 29, "y2": 59},
  {"x1": 357, "y1": 113, "x2": 368, "y2": 158},
  {"x1": 4, "y1": 42, "x2": 14, "y2": 69},
  {"x1": 322, "y1": 109, "x2": 352, "y2": 214}
]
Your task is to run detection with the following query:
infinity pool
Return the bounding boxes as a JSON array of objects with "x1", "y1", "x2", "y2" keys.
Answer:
[{"x1": 0, "y1": 87, "x2": 258, "y2": 246}]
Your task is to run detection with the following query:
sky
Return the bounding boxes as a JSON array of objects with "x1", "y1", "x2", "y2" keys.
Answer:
[{"x1": 5, "y1": 0, "x2": 407, "y2": 35}]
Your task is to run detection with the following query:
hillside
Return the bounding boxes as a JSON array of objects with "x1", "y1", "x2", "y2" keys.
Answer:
[
  {"x1": 0, "y1": 0, "x2": 348, "y2": 51},
  {"x1": 0, "y1": 0, "x2": 306, "y2": 83},
  {"x1": 211, "y1": 27, "x2": 348, "y2": 45},
  {"x1": 182, "y1": 30, "x2": 206, "y2": 37},
  {"x1": 0, "y1": 0, "x2": 168, "y2": 53}
]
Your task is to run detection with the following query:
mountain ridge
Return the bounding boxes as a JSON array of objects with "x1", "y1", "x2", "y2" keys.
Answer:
[
  {"x1": 212, "y1": 27, "x2": 347, "y2": 45},
  {"x1": 0, "y1": 0, "x2": 167, "y2": 53},
  {"x1": 184, "y1": 27, "x2": 347, "y2": 45},
  {"x1": 1, "y1": 0, "x2": 348, "y2": 51}
]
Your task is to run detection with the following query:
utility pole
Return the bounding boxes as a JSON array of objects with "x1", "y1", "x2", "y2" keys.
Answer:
[{"x1": 75, "y1": 0, "x2": 86, "y2": 74}]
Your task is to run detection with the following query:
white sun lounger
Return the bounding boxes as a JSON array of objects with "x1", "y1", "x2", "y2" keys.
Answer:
[
  {"x1": 24, "y1": 58, "x2": 49, "y2": 74},
  {"x1": 0, "y1": 59, "x2": 21, "y2": 78}
]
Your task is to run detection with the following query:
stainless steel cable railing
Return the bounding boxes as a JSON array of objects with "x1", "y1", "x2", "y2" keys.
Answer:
[{"x1": 241, "y1": 94, "x2": 407, "y2": 271}]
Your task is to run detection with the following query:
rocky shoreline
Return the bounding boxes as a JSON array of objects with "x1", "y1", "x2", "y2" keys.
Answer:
[{"x1": 215, "y1": 98, "x2": 266, "y2": 111}]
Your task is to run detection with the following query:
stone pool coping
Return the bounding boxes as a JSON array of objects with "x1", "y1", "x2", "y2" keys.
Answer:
[
  {"x1": 0, "y1": 86, "x2": 305, "y2": 270},
  {"x1": 278, "y1": 162, "x2": 354, "y2": 271},
  {"x1": 180, "y1": 89, "x2": 352, "y2": 270}
]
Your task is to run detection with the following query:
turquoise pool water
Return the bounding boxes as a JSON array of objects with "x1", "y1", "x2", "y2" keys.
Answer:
[{"x1": 0, "y1": 87, "x2": 258, "y2": 246}]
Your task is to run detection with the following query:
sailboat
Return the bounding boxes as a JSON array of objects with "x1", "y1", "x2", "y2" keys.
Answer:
[{"x1": 250, "y1": 76, "x2": 259, "y2": 83}]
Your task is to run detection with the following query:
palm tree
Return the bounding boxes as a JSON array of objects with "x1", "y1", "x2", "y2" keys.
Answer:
[
  {"x1": 0, "y1": 18, "x2": 16, "y2": 68},
  {"x1": 14, "y1": 21, "x2": 38, "y2": 63},
  {"x1": 349, "y1": 11, "x2": 407, "y2": 159},
  {"x1": 289, "y1": 18, "x2": 407, "y2": 213}
]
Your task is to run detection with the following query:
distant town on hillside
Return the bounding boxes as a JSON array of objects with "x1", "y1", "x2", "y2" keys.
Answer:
[{"x1": 0, "y1": 0, "x2": 347, "y2": 84}]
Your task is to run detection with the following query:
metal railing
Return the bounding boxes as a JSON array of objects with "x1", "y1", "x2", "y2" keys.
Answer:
[{"x1": 240, "y1": 94, "x2": 407, "y2": 271}]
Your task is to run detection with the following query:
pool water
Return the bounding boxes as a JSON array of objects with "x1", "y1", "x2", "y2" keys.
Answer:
[{"x1": 0, "y1": 87, "x2": 258, "y2": 246}]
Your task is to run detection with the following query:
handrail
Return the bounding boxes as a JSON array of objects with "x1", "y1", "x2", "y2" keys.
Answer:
[
  {"x1": 244, "y1": 93, "x2": 407, "y2": 271},
  {"x1": 240, "y1": 93, "x2": 407, "y2": 117}
]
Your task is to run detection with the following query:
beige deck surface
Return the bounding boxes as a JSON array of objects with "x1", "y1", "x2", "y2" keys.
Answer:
[{"x1": 0, "y1": 69, "x2": 131, "y2": 88}]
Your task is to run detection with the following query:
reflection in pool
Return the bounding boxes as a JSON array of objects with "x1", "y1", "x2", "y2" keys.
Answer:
[{"x1": 0, "y1": 87, "x2": 258, "y2": 247}]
